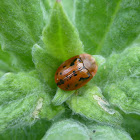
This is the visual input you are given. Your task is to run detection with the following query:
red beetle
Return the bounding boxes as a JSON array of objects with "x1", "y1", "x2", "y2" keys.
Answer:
[{"x1": 55, "y1": 54, "x2": 98, "y2": 91}]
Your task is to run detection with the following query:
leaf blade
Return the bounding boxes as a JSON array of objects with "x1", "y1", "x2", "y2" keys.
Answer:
[{"x1": 43, "y1": 1, "x2": 83, "y2": 62}]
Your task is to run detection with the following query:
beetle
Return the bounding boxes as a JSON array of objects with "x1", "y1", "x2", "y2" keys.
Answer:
[{"x1": 55, "y1": 54, "x2": 98, "y2": 91}]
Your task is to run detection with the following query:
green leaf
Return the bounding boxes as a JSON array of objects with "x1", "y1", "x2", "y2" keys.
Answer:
[
  {"x1": 42, "y1": 119, "x2": 132, "y2": 140},
  {"x1": 32, "y1": 1, "x2": 84, "y2": 89},
  {"x1": 67, "y1": 84, "x2": 123, "y2": 125},
  {"x1": 45, "y1": 104, "x2": 65, "y2": 121},
  {"x1": 0, "y1": 0, "x2": 45, "y2": 70},
  {"x1": 47, "y1": 0, "x2": 75, "y2": 22},
  {"x1": 88, "y1": 124, "x2": 132, "y2": 140},
  {"x1": 105, "y1": 79, "x2": 140, "y2": 114},
  {"x1": 32, "y1": 44, "x2": 61, "y2": 89},
  {"x1": 0, "y1": 72, "x2": 64, "y2": 132},
  {"x1": 42, "y1": 119, "x2": 90, "y2": 140},
  {"x1": 47, "y1": 0, "x2": 55, "y2": 7},
  {"x1": 62, "y1": 0, "x2": 75, "y2": 23},
  {"x1": 0, "y1": 72, "x2": 49, "y2": 132},
  {"x1": 0, "y1": 45, "x2": 18, "y2": 72},
  {"x1": 75, "y1": 0, "x2": 140, "y2": 56},
  {"x1": 94, "y1": 46, "x2": 140, "y2": 114},
  {"x1": 40, "y1": 0, "x2": 52, "y2": 24},
  {"x1": 0, "y1": 71, "x2": 4, "y2": 77},
  {"x1": 52, "y1": 88, "x2": 74, "y2": 106},
  {"x1": 122, "y1": 114, "x2": 140, "y2": 140},
  {"x1": 43, "y1": 1, "x2": 83, "y2": 62},
  {"x1": 0, "y1": 119, "x2": 51, "y2": 140},
  {"x1": 92, "y1": 55, "x2": 106, "y2": 66}
]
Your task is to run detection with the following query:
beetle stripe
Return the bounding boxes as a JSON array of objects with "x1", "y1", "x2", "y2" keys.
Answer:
[
  {"x1": 57, "y1": 79, "x2": 65, "y2": 85},
  {"x1": 79, "y1": 76, "x2": 90, "y2": 81},
  {"x1": 70, "y1": 58, "x2": 77, "y2": 66},
  {"x1": 73, "y1": 70, "x2": 77, "y2": 76},
  {"x1": 79, "y1": 72, "x2": 91, "y2": 81}
]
